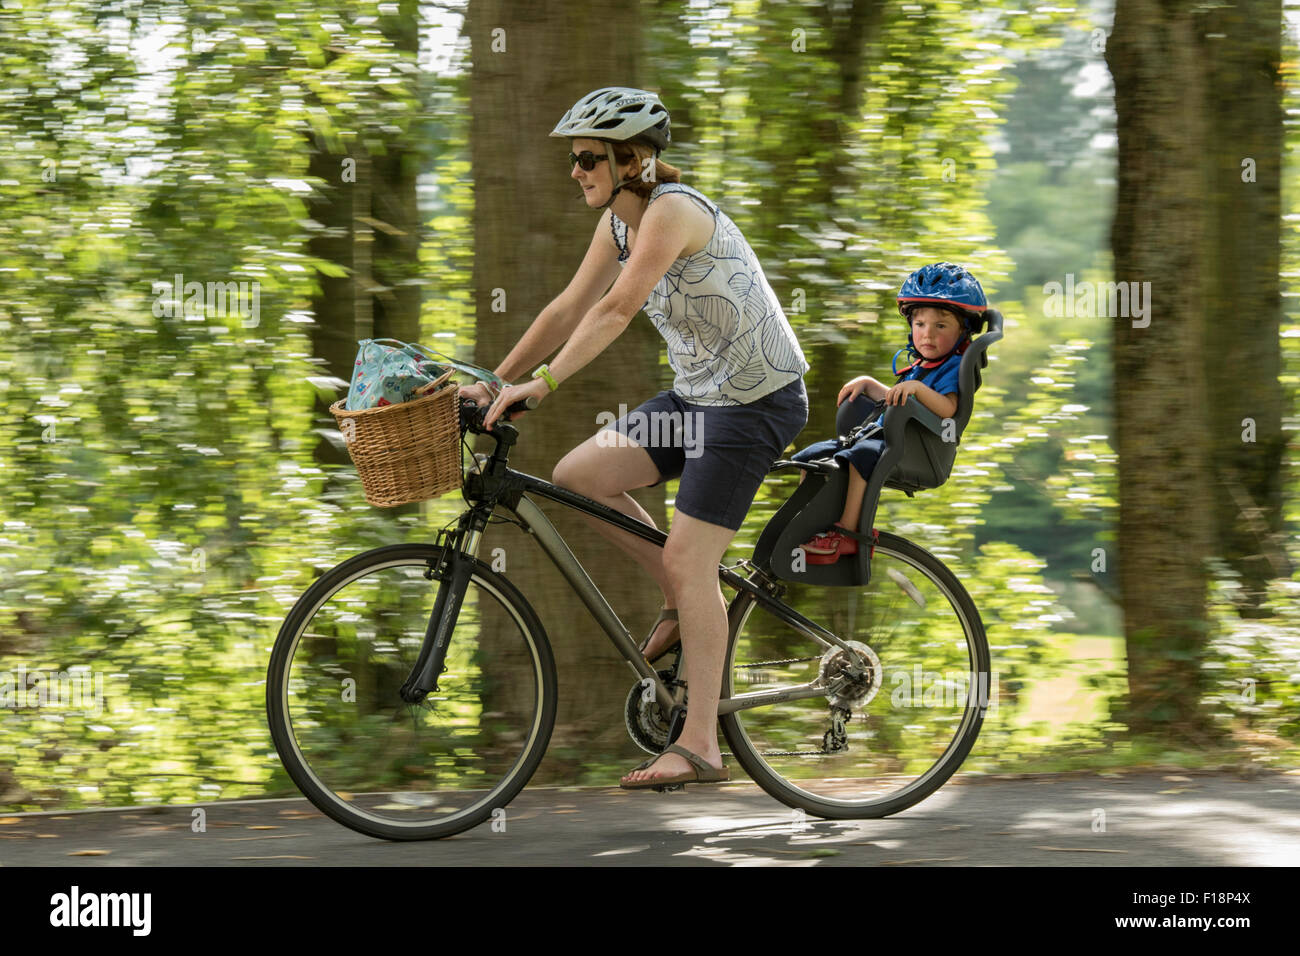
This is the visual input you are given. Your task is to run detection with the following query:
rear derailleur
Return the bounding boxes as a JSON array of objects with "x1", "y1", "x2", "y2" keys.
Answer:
[{"x1": 822, "y1": 705, "x2": 852, "y2": 754}]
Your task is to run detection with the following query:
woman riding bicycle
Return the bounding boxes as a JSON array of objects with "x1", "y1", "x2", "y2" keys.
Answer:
[{"x1": 462, "y1": 87, "x2": 809, "y2": 789}]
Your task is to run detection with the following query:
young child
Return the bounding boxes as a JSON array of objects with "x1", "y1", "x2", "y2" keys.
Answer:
[{"x1": 790, "y1": 262, "x2": 988, "y2": 564}]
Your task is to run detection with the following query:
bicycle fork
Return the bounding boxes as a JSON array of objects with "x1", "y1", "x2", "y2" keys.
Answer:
[{"x1": 400, "y1": 524, "x2": 479, "y2": 704}]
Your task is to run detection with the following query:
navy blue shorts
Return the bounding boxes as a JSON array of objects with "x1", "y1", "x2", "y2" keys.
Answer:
[{"x1": 602, "y1": 378, "x2": 808, "y2": 531}]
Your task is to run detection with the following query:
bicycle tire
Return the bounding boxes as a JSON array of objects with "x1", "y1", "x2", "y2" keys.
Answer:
[
  {"x1": 720, "y1": 531, "x2": 990, "y2": 819},
  {"x1": 266, "y1": 543, "x2": 556, "y2": 841}
]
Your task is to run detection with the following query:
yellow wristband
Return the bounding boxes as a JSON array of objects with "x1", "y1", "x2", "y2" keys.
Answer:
[{"x1": 531, "y1": 364, "x2": 559, "y2": 392}]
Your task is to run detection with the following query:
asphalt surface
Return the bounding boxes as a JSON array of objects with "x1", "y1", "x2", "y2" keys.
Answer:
[{"x1": 1, "y1": 769, "x2": 1295, "y2": 866}]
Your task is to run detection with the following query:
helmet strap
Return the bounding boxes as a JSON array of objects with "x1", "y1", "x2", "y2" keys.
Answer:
[
  {"x1": 895, "y1": 330, "x2": 970, "y2": 377},
  {"x1": 594, "y1": 141, "x2": 641, "y2": 211}
]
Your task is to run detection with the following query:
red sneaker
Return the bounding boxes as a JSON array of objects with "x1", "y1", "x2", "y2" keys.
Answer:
[{"x1": 801, "y1": 526, "x2": 859, "y2": 565}]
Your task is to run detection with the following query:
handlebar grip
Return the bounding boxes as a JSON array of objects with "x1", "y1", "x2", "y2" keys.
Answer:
[
  {"x1": 499, "y1": 395, "x2": 539, "y2": 414},
  {"x1": 460, "y1": 394, "x2": 539, "y2": 431}
]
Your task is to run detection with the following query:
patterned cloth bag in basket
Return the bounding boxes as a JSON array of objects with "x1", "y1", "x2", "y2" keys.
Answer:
[
  {"x1": 344, "y1": 339, "x2": 452, "y2": 410},
  {"x1": 344, "y1": 338, "x2": 508, "y2": 410}
]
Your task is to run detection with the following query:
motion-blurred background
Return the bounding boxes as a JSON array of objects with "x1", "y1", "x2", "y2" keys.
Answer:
[{"x1": 1, "y1": 0, "x2": 1297, "y2": 810}]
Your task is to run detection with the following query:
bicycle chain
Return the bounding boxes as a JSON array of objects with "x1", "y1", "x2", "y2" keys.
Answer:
[
  {"x1": 731, "y1": 653, "x2": 832, "y2": 755},
  {"x1": 728, "y1": 652, "x2": 855, "y2": 755},
  {"x1": 726, "y1": 750, "x2": 838, "y2": 757},
  {"x1": 733, "y1": 656, "x2": 822, "y2": 668},
  {"x1": 728, "y1": 650, "x2": 863, "y2": 755}
]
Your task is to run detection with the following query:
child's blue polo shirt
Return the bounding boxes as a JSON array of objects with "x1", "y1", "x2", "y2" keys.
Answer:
[{"x1": 900, "y1": 349, "x2": 962, "y2": 396}]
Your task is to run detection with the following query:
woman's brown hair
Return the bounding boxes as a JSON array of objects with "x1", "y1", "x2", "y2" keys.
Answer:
[{"x1": 609, "y1": 140, "x2": 682, "y2": 200}]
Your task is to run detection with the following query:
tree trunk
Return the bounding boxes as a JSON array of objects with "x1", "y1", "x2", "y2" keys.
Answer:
[
  {"x1": 371, "y1": 4, "x2": 423, "y2": 349},
  {"x1": 308, "y1": 141, "x2": 373, "y2": 468},
  {"x1": 303, "y1": 6, "x2": 425, "y2": 705},
  {"x1": 1106, "y1": 1, "x2": 1219, "y2": 742},
  {"x1": 307, "y1": 5, "x2": 423, "y2": 467},
  {"x1": 1197, "y1": 0, "x2": 1289, "y2": 615},
  {"x1": 467, "y1": 0, "x2": 666, "y2": 781}
]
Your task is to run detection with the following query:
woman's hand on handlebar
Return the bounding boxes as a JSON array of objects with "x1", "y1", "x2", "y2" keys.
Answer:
[
  {"x1": 460, "y1": 381, "x2": 496, "y2": 407},
  {"x1": 483, "y1": 377, "x2": 549, "y2": 430}
]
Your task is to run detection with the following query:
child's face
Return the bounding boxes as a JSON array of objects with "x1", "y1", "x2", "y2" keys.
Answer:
[{"x1": 908, "y1": 307, "x2": 963, "y2": 359}]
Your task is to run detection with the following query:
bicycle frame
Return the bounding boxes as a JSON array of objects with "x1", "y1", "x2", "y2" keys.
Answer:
[{"x1": 407, "y1": 452, "x2": 868, "y2": 717}]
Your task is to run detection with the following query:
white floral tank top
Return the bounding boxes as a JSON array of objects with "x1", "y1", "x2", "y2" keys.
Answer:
[{"x1": 611, "y1": 183, "x2": 809, "y2": 406}]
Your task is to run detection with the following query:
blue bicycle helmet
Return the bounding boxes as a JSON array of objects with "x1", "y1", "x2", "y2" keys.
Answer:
[{"x1": 893, "y1": 262, "x2": 988, "y2": 373}]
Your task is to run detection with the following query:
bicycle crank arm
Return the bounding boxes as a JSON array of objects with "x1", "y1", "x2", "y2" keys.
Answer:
[{"x1": 401, "y1": 548, "x2": 475, "y2": 703}]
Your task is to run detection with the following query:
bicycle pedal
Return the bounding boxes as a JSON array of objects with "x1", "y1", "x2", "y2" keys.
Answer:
[{"x1": 652, "y1": 783, "x2": 686, "y2": 793}]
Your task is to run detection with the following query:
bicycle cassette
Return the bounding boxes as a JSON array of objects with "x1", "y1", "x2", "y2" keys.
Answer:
[{"x1": 818, "y1": 640, "x2": 882, "y2": 710}]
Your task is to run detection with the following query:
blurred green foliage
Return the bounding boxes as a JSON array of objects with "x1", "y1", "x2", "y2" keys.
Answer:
[{"x1": 0, "y1": 0, "x2": 1295, "y2": 811}]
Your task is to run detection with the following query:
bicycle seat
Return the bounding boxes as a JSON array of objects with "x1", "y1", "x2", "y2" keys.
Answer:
[{"x1": 753, "y1": 309, "x2": 1005, "y2": 587}]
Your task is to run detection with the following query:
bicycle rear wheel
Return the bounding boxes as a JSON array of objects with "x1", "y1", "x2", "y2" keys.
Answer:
[
  {"x1": 720, "y1": 531, "x2": 990, "y2": 818},
  {"x1": 266, "y1": 544, "x2": 556, "y2": 841}
]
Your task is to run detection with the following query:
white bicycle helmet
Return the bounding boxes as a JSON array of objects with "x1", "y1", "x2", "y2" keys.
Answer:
[
  {"x1": 552, "y1": 88, "x2": 671, "y2": 210},
  {"x1": 550, "y1": 87, "x2": 671, "y2": 152}
]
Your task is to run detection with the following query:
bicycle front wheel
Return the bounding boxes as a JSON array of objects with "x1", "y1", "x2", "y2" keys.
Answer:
[
  {"x1": 721, "y1": 531, "x2": 990, "y2": 819},
  {"x1": 266, "y1": 544, "x2": 556, "y2": 841}
]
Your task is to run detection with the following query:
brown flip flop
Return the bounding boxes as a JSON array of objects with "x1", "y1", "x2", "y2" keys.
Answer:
[
  {"x1": 620, "y1": 743, "x2": 729, "y2": 790},
  {"x1": 638, "y1": 607, "x2": 681, "y2": 664}
]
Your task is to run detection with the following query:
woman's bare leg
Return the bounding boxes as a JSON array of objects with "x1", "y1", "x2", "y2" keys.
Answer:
[{"x1": 620, "y1": 511, "x2": 736, "y2": 783}]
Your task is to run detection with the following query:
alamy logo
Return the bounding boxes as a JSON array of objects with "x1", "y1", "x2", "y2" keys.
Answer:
[
  {"x1": 595, "y1": 405, "x2": 705, "y2": 458},
  {"x1": 1042, "y1": 273, "x2": 1150, "y2": 327},
  {"x1": 889, "y1": 666, "x2": 998, "y2": 710},
  {"x1": 49, "y1": 886, "x2": 151, "y2": 936},
  {"x1": 152, "y1": 273, "x2": 260, "y2": 327},
  {"x1": 0, "y1": 666, "x2": 105, "y2": 716}
]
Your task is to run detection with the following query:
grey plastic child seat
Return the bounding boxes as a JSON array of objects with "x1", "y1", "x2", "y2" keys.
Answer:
[{"x1": 752, "y1": 309, "x2": 1004, "y2": 587}]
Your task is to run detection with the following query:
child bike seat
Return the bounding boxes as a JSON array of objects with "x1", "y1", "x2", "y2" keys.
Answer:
[{"x1": 753, "y1": 309, "x2": 1004, "y2": 587}]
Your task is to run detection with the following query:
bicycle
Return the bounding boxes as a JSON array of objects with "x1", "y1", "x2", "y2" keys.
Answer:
[{"x1": 267, "y1": 313, "x2": 1002, "y2": 841}]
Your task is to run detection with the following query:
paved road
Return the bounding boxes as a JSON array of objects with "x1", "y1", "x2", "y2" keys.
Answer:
[{"x1": 1, "y1": 770, "x2": 1295, "y2": 866}]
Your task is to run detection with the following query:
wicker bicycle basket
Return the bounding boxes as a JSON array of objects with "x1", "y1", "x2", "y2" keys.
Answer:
[{"x1": 330, "y1": 371, "x2": 462, "y2": 507}]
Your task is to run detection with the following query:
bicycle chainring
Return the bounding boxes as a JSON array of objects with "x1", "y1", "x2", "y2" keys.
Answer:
[
  {"x1": 818, "y1": 640, "x2": 882, "y2": 710},
  {"x1": 624, "y1": 670, "x2": 678, "y2": 755}
]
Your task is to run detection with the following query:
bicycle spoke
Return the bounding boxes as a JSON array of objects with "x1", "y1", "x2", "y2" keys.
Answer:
[
  {"x1": 268, "y1": 548, "x2": 554, "y2": 838},
  {"x1": 722, "y1": 533, "x2": 988, "y2": 816}
]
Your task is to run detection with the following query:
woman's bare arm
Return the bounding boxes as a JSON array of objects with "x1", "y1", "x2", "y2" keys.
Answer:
[
  {"x1": 492, "y1": 209, "x2": 622, "y2": 382},
  {"x1": 535, "y1": 195, "x2": 697, "y2": 387}
]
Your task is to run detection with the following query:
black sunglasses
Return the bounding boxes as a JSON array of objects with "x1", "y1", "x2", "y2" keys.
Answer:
[{"x1": 568, "y1": 150, "x2": 609, "y2": 172}]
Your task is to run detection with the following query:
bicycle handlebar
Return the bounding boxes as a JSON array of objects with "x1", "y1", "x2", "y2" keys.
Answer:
[{"x1": 460, "y1": 395, "x2": 538, "y2": 435}]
